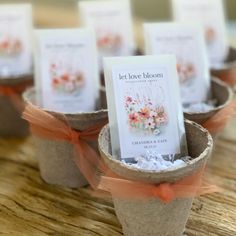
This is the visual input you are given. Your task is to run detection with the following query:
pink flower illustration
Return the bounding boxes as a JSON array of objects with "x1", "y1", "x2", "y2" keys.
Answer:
[
  {"x1": 126, "y1": 96, "x2": 133, "y2": 103},
  {"x1": 150, "y1": 110, "x2": 157, "y2": 118},
  {"x1": 156, "y1": 117, "x2": 167, "y2": 126},
  {"x1": 125, "y1": 95, "x2": 168, "y2": 135},
  {"x1": 0, "y1": 36, "x2": 22, "y2": 57},
  {"x1": 51, "y1": 64, "x2": 56, "y2": 69},
  {"x1": 139, "y1": 107, "x2": 150, "y2": 119},
  {"x1": 2, "y1": 40, "x2": 9, "y2": 49},
  {"x1": 52, "y1": 78, "x2": 59, "y2": 87},
  {"x1": 50, "y1": 63, "x2": 85, "y2": 94},
  {"x1": 145, "y1": 118, "x2": 155, "y2": 129},
  {"x1": 129, "y1": 113, "x2": 139, "y2": 124},
  {"x1": 97, "y1": 33, "x2": 122, "y2": 52},
  {"x1": 205, "y1": 27, "x2": 216, "y2": 44},
  {"x1": 177, "y1": 62, "x2": 196, "y2": 84},
  {"x1": 61, "y1": 73, "x2": 70, "y2": 82}
]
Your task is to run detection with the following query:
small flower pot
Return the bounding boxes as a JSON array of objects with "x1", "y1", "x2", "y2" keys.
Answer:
[
  {"x1": 211, "y1": 47, "x2": 236, "y2": 87},
  {"x1": 98, "y1": 120, "x2": 213, "y2": 236},
  {"x1": 23, "y1": 87, "x2": 108, "y2": 188},
  {"x1": 0, "y1": 74, "x2": 33, "y2": 138},
  {"x1": 184, "y1": 77, "x2": 233, "y2": 137}
]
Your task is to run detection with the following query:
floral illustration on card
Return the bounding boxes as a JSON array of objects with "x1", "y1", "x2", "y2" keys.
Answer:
[
  {"x1": 0, "y1": 35, "x2": 22, "y2": 57},
  {"x1": 97, "y1": 32, "x2": 123, "y2": 54},
  {"x1": 177, "y1": 59, "x2": 196, "y2": 84},
  {"x1": 205, "y1": 27, "x2": 216, "y2": 45},
  {"x1": 125, "y1": 94, "x2": 168, "y2": 136},
  {"x1": 50, "y1": 63, "x2": 85, "y2": 95}
]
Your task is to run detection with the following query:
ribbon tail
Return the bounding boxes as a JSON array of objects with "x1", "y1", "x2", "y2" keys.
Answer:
[
  {"x1": 22, "y1": 103, "x2": 72, "y2": 141},
  {"x1": 196, "y1": 180, "x2": 222, "y2": 196},
  {"x1": 9, "y1": 93, "x2": 25, "y2": 112},
  {"x1": 203, "y1": 98, "x2": 236, "y2": 134},
  {"x1": 73, "y1": 141, "x2": 105, "y2": 190}
]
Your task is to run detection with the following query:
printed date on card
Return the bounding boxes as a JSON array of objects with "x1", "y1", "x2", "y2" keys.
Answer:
[{"x1": 104, "y1": 55, "x2": 188, "y2": 162}]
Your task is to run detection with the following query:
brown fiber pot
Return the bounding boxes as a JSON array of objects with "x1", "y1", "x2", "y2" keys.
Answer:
[
  {"x1": 211, "y1": 47, "x2": 236, "y2": 87},
  {"x1": 0, "y1": 74, "x2": 33, "y2": 138},
  {"x1": 98, "y1": 120, "x2": 213, "y2": 236},
  {"x1": 184, "y1": 77, "x2": 233, "y2": 137},
  {"x1": 23, "y1": 87, "x2": 108, "y2": 188}
]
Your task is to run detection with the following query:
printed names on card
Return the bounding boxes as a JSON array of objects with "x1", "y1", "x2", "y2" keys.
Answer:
[{"x1": 104, "y1": 55, "x2": 188, "y2": 161}]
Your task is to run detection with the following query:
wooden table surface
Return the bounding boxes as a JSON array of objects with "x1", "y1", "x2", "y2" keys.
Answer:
[
  {"x1": 0, "y1": 6, "x2": 235, "y2": 236},
  {"x1": 0, "y1": 116, "x2": 235, "y2": 236}
]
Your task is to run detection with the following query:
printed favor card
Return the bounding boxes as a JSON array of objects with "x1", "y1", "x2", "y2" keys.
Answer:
[
  {"x1": 78, "y1": 0, "x2": 135, "y2": 70},
  {"x1": 0, "y1": 4, "x2": 33, "y2": 77},
  {"x1": 104, "y1": 55, "x2": 188, "y2": 161},
  {"x1": 172, "y1": 0, "x2": 228, "y2": 66},
  {"x1": 144, "y1": 23, "x2": 211, "y2": 105},
  {"x1": 34, "y1": 29, "x2": 99, "y2": 113}
]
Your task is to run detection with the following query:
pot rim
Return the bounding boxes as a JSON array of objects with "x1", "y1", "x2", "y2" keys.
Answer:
[
  {"x1": 98, "y1": 120, "x2": 213, "y2": 179},
  {"x1": 210, "y1": 47, "x2": 236, "y2": 71},
  {"x1": 23, "y1": 87, "x2": 108, "y2": 119},
  {"x1": 0, "y1": 73, "x2": 33, "y2": 85},
  {"x1": 184, "y1": 76, "x2": 234, "y2": 116}
]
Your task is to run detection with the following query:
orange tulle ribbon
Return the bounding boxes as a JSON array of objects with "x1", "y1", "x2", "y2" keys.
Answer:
[
  {"x1": 0, "y1": 80, "x2": 33, "y2": 111},
  {"x1": 215, "y1": 67, "x2": 236, "y2": 86},
  {"x1": 0, "y1": 80, "x2": 33, "y2": 96},
  {"x1": 203, "y1": 98, "x2": 236, "y2": 134},
  {"x1": 23, "y1": 103, "x2": 219, "y2": 203}
]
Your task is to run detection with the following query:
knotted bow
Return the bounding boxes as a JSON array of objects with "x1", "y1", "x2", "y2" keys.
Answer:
[{"x1": 23, "y1": 103, "x2": 219, "y2": 203}]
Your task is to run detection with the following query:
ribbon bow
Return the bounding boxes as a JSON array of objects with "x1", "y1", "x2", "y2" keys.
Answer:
[{"x1": 23, "y1": 103, "x2": 219, "y2": 203}]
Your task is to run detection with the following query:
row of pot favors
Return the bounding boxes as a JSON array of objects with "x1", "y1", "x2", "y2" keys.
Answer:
[{"x1": 0, "y1": 0, "x2": 230, "y2": 115}]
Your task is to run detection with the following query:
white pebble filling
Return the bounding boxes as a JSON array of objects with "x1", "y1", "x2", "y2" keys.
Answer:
[
  {"x1": 124, "y1": 151, "x2": 190, "y2": 171},
  {"x1": 184, "y1": 100, "x2": 216, "y2": 113}
]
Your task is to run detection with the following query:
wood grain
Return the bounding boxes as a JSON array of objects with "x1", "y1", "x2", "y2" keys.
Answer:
[
  {"x1": 0, "y1": 6, "x2": 235, "y2": 235},
  {"x1": 0, "y1": 119, "x2": 235, "y2": 236}
]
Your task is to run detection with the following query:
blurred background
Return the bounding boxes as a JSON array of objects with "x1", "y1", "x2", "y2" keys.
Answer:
[
  {"x1": 0, "y1": 0, "x2": 234, "y2": 24},
  {"x1": 0, "y1": 0, "x2": 235, "y2": 45}
]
